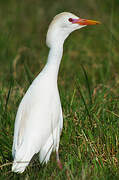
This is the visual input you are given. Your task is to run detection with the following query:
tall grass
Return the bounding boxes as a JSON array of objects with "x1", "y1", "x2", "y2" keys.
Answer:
[{"x1": 0, "y1": 0, "x2": 119, "y2": 179}]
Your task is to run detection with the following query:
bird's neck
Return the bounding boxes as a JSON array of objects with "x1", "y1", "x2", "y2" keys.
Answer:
[{"x1": 43, "y1": 43, "x2": 63, "y2": 80}]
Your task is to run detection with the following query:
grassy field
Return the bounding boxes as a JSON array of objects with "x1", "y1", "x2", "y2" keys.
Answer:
[{"x1": 0, "y1": 0, "x2": 119, "y2": 179}]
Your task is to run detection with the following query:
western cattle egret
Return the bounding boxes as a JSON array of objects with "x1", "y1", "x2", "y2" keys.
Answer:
[{"x1": 12, "y1": 12, "x2": 100, "y2": 173}]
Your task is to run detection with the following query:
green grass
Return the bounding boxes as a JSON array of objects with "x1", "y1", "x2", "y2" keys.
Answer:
[{"x1": 0, "y1": 0, "x2": 119, "y2": 179}]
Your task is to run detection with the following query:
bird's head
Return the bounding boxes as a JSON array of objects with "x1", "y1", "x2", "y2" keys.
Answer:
[{"x1": 46, "y1": 12, "x2": 100, "y2": 48}]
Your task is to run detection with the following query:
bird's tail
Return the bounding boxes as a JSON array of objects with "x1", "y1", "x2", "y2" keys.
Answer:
[
  {"x1": 12, "y1": 144, "x2": 35, "y2": 173},
  {"x1": 39, "y1": 140, "x2": 53, "y2": 164},
  {"x1": 39, "y1": 127, "x2": 59, "y2": 164}
]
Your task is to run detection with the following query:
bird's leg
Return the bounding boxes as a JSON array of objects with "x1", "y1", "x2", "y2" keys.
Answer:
[{"x1": 56, "y1": 151, "x2": 62, "y2": 170}]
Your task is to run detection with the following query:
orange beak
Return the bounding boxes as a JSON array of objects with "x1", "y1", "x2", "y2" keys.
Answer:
[{"x1": 72, "y1": 18, "x2": 101, "y2": 25}]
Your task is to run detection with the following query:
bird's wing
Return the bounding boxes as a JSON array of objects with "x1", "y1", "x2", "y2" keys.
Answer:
[
  {"x1": 12, "y1": 78, "x2": 61, "y2": 158},
  {"x1": 12, "y1": 93, "x2": 31, "y2": 157}
]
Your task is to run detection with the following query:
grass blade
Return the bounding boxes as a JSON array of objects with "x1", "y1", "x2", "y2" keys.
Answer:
[
  {"x1": 81, "y1": 64, "x2": 92, "y2": 106},
  {"x1": 75, "y1": 78, "x2": 90, "y2": 120}
]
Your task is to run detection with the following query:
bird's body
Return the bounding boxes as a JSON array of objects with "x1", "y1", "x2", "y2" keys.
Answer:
[
  {"x1": 12, "y1": 12, "x2": 100, "y2": 173},
  {"x1": 12, "y1": 40, "x2": 63, "y2": 173},
  {"x1": 12, "y1": 74, "x2": 62, "y2": 172}
]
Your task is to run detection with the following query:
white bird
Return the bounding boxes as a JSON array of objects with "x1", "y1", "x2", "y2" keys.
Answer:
[{"x1": 12, "y1": 12, "x2": 100, "y2": 173}]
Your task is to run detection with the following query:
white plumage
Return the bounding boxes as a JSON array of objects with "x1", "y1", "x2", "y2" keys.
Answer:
[{"x1": 12, "y1": 12, "x2": 100, "y2": 173}]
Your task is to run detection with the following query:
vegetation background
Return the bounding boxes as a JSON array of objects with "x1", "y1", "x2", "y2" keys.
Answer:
[{"x1": 0, "y1": 0, "x2": 119, "y2": 179}]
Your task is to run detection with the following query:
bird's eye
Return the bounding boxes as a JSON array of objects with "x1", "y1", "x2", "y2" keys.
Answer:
[{"x1": 68, "y1": 18, "x2": 73, "y2": 22}]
